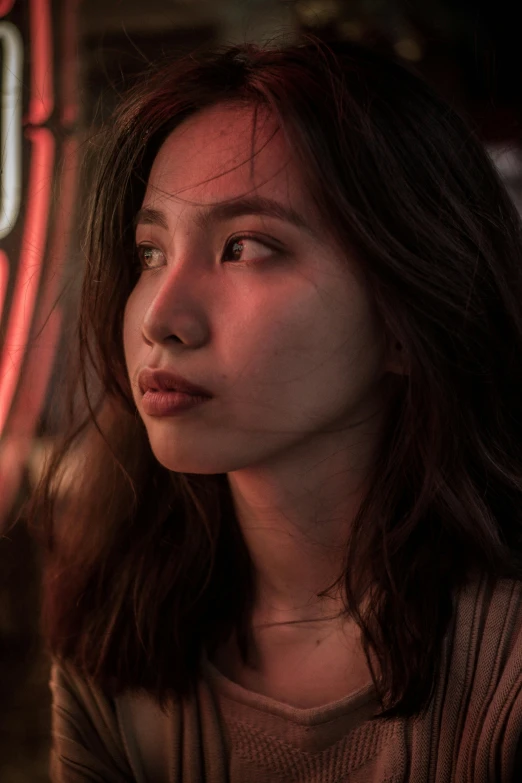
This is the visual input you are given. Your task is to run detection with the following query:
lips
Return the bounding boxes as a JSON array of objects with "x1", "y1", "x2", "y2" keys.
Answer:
[{"x1": 138, "y1": 368, "x2": 213, "y2": 398}]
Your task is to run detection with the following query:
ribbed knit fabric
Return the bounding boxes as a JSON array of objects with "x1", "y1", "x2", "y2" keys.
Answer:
[
  {"x1": 201, "y1": 665, "x2": 394, "y2": 783},
  {"x1": 50, "y1": 573, "x2": 522, "y2": 782}
]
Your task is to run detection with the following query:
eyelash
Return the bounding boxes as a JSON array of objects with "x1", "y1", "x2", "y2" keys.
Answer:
[{"x1": 134, "y1": 233, "x2": 280, "y2": 272}]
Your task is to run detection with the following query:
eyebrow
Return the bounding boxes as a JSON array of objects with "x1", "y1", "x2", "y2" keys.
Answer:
[{"x1": 134, "y1": 195, "x2": 317, "y2": 236}]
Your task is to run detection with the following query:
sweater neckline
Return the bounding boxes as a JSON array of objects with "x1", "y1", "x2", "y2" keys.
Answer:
[{"x1": 201, "y1": 651, "x2": 379, "y2": 726}]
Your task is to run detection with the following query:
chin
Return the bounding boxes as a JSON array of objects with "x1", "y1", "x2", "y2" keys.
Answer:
[
  {"x1": 143, "y1": 419, "x2": 274, "y2": 475},
  {"x1": 145, "y1": 433, "x2": 229, "y2": 475},
  {"x1": 150, "y1": 447, "x2": 220, "y2": 474}
]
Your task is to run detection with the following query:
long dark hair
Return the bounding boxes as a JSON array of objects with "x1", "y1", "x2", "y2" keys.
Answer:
[{"x1": 26, "y1": 35, "x2": 522, "y2": 722}]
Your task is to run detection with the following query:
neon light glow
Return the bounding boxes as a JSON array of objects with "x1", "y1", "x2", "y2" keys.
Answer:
[
  {"x1": 0, "y1": 249, "x2": 8, "y2": 323},
  {"x1": 9, "y1": 137, "x2": 78, "y2": 442},
  {"x1": 28, "y1": 0, "x2": 53, "y2": 125},
  {"x1": 0, "y1": 21, "x2": 23, "y2": 239},
  {"x1": 61, "y1": 0, "x2": 79, "y2": 126},
  {"x1": 0, "y1": 0, "x2": 80, "y2": 524},
  {"x1": 0, "y1": 127, "x2": 55, "y2": 436},
  {"x1": 0, "y1": 1, "x2": 16, "y2": 18},
  {"x1": 0, "y1": 304, "x2": 62, "y2": 520}
]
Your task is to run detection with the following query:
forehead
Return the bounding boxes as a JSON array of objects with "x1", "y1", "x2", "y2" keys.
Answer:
[{"x1": 145, "y1": 103, "x2": 307, "y2": 208}]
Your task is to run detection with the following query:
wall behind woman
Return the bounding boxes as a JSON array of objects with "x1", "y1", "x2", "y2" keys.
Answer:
[
  {"x1": 1, "y1": 0, "x2": 521, "y2": 780},
  {"x1": 293, "y1": 0, "x2": 522, "y2": 204}
]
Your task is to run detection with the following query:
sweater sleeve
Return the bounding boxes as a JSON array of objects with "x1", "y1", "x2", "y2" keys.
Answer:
[{"x1": 49, "y1": 661, "x2": 137, "y2": 782}]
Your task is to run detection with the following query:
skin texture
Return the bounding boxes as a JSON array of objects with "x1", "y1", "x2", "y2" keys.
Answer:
[{"x1": 123, "y1": 103, "x2": 404, "y2": 637}]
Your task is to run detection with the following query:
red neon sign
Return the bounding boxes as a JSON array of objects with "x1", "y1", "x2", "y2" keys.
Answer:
[
  {"x1": 0, "y1": 1, "x2": 16, "y2": 17},
  {"x1": 0, "y1": 0, "x2": 79, "y2": 522},
  {"x1": 28, "y1": 0, "x2": 53, "y2": 125},
  {"x1": 0, "y1": 126, "x2": 55, "y2": 435}
]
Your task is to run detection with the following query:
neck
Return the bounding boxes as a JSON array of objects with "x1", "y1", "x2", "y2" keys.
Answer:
[
  {"x1": 253, "y1": 610, "x2": 346, "y2": 629},
  {"x1": 229, "y1": 471, "x2": 365, "y2": 623}
]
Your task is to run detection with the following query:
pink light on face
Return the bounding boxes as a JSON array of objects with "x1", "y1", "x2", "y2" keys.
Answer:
[
  {"x1": 0, "y1": 127, "x2": 55, "y2": 437},
  {"x1": 28, "y1": 0, "x2": 53, "y2": 125},
  {"x1": 0, "y1": 250, "x2": 8, "y2": 323},
  {"x1": 0, "y1": 0, "x2": 16, "y2": 17}
]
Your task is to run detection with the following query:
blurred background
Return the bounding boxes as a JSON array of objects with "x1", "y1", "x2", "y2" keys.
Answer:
[{"x1": 1, "y1": 0, "x2": 521, "y2": 779}]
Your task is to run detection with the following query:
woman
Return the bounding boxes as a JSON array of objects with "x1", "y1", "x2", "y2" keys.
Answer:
[{"x1": 28, "y1": 35, "x2": 522, "y2": 781}]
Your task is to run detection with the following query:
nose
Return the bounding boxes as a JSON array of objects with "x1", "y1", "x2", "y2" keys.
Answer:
[{"x1": 140, "y1": 262, "x2": 210, "y2": 348}]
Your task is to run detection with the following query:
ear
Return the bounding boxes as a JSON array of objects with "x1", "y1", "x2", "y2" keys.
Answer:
[{"x1": 384, "y1": 337, "x2": 408, "y2": 376}]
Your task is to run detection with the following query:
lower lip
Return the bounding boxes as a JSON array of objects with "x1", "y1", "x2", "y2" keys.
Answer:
[{"x1": 141, "y1": 390, "x2": 211, "y2": 416}]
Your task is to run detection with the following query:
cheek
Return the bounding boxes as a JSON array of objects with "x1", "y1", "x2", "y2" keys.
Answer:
[
  {"x1": 320, "y1": 299, "x2": 387, "y2": 388},
  {"x1": 122, "y1": 293, "x2": 141, "y2": 365}
]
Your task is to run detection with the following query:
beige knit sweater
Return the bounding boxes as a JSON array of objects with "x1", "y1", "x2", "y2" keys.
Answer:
[{"x1": 50, "y1": 573, "x2": 522, "y2": 782}]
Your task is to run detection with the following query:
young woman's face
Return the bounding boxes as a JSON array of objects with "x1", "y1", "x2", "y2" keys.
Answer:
[{"x1": 123, "y1": 103, "x2": 396, "y2": 474}]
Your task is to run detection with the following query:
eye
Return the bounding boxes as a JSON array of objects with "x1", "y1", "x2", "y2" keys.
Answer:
[
  {"x1": 222, "y1": 235, "x2": 273, "y2": 264},
  {"x1": 136, "y1": 245, "x2": 165, "y2": 270}
]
